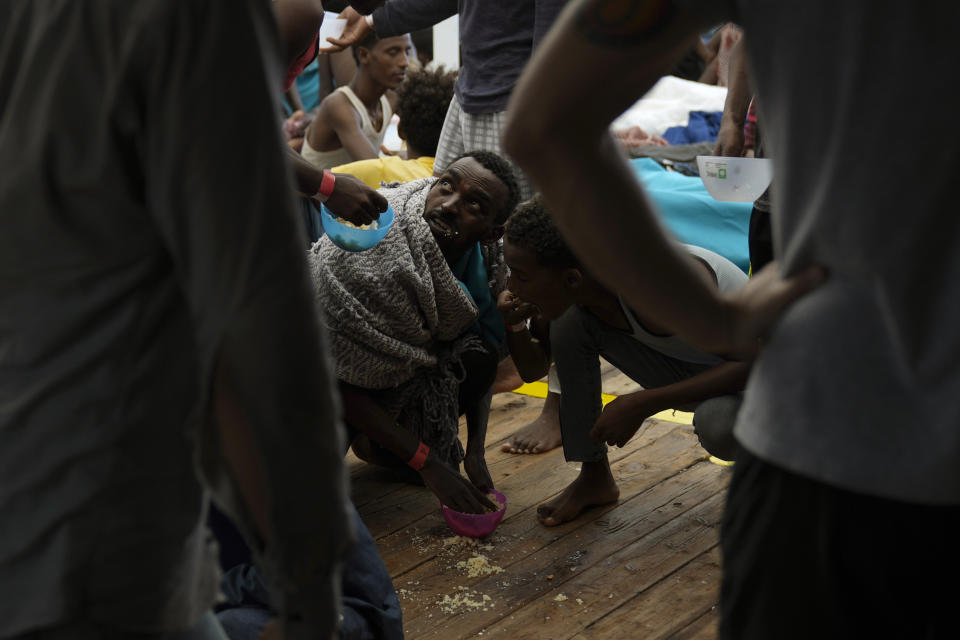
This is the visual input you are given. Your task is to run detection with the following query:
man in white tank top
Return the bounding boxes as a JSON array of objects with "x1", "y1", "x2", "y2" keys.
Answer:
[
  {"x1": 499, "y1": 197, "x2": 749, "y2": 527},
  {"x1": 301, "y1": 30, "x2": 411, "y2": 169}
]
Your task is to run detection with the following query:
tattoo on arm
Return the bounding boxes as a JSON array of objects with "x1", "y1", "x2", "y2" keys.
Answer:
[{"x1": 576, "y1": 0, "x2": 677, "y2": 45}]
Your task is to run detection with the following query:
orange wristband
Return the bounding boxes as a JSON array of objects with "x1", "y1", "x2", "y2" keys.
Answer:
[
  {"x1": 315, "y1": 170, "x2": 336, "y2": 202},
  {"x1": 407, "y1": 442, "x2": 430, "y2": 470}
]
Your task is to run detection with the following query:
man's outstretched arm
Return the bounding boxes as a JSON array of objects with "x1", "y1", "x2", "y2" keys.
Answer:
[
  {"x1": 323, "y1": 0, "x2": 458, "y2": 52},
  {"x1": 504, "y1": 0, "x2": 824, "y2": 359},
  {"x1": 714, "y1": 35, "x2": 752, "y2": 157},
  {"x1": 339, "y1": 382, "x2": 496, "y2": 514},
  {"x1": 289, "y1": 146, "x2": 387, "y2": 225}
]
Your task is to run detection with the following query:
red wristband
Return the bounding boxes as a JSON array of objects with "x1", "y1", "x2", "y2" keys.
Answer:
[
  {"x1": 407, "y1": 442, "x2": 429, "y2": 470},
  {"x1": 315, "y1": 170, "x2": 336, "y2": 202}
]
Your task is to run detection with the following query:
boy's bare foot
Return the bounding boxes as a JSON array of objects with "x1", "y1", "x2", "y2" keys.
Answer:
[
  {"x1": 537, "y1": 458, "x2": 619, "y2": 526},
  {"x1": 501, "y1": 391, "x2": 562, "y2": 454},
  {"x1": 492, "y1": 356, "x2": 524, "y2": 394}
]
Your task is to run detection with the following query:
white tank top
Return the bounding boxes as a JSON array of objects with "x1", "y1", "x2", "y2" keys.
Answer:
[
  {"x1": 618, "y1": 244, "x2": 748, "y2": 365},
  {"x1": 301, "y1": 86, "x2": 393, "y2": 170}
]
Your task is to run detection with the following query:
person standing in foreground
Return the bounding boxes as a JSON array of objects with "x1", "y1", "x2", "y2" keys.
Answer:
[
  {"x1": 505, "y1": 0, "x2": 960, "y2": 638},
  {"x1": 0, "y1": 1, "x2": 355, "y2": 638}
]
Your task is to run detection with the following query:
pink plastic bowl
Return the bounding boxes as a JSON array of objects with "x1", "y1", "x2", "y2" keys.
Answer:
[{"x1": 441, "y1": 489, "x2": 507, "y2": 539}]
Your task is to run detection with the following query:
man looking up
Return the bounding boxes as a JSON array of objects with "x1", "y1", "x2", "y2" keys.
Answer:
[
  {"x1": 310, "y1": 151, "x2": 520, "y2": 513},
  {"x1": 302, "y1": 31, "x2": 412, "y2": 170}
]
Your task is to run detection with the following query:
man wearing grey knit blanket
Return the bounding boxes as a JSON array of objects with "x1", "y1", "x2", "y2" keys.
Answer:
[{"x1": 311, "y1": 150, "x2": 520, "y2": 514}]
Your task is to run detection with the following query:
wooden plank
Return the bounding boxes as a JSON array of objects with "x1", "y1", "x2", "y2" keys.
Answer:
[
  {"x1": 572, "y1": 547, "x2": 722, "y2": 640},
  {"x1": 374, "y1": 421, "x2": 704, "y2": 577},
  {"x1": 396, "y1": 461, "x2": 725, "y2": 638},
  {"x1": 337, "y1": 364, "x2": 731, "y2": 639},
  {"x1": 668, "y1": 608, "x2": 720, "y2": 640},
  {"x1": 349, "y1": 358, "x2": 637, "y2": 510},
  {"x1": 356, "y1": 414, "x2": 691, "y2": 544},
  {"x1": 473, "y1": 491, "x2": 725, "y2": 640}
]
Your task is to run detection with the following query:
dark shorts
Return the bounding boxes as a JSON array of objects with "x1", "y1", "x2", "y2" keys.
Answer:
[
  {"x1": 720, "y1": 448, "x2": 960, "y2": 639},
  {"x1": 748, "y1": 206, "x2": 772, "y2": 272}
]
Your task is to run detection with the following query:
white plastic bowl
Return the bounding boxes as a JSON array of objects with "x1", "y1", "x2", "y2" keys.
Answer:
[{"x1": 696, "y1": 156, "x2": 774, "y2": 203}]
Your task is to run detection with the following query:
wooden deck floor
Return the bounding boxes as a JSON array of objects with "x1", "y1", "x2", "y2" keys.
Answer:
[{"x1": 347, "y1": 364, "x2": 731, "y2": 640}]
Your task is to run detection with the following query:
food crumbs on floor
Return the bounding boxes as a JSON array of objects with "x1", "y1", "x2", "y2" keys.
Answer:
[
  {"x1": 554, "y1": 593, "x2": 568, "y2": 602},
  {"x1": 436, "y1": 586, "x2": 493, "y2": 614},
  {"x1": 456, "y1": 554, "x2": 504, "y2": 577}
]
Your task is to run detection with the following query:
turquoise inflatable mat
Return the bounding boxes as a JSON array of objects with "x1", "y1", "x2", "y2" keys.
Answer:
[{"x1": 631, "y1": 157, "x2": 752, "y2": 273}]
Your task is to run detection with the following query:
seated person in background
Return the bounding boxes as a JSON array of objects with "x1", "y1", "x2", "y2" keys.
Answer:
[
  {"x1": 309, "y1": 151, "x2": 520, "y2": 514},
  {"x1": 283, "y1": 48, "x2": 358, "y2": 153},
  {"x1": 332, "y1": 65, "x2": 457, "y2": 188},
  {"x1": 301, "y1": 30, "x2": 411, "y2": 169},
  {"x1": 499, "y1": 197, "x2": 749, "y2": 526}
]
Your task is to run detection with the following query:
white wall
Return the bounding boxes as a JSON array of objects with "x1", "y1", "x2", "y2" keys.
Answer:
[{"x1": 431, "y1": 14, "x2": 459, "y2": 70}]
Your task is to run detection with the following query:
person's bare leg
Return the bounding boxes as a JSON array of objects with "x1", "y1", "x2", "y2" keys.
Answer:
[
  {"x1": 351, "y1": 435, "x2": 424, "y2": 485},
  {"x1": 492, "y1": 355, "x2": 524, "y2": 394},
  {"x1": 501, "y1": 391, "x2": 563, "y2": 454},
  {"x1": 537, "y1": 456, "x2": 619, "y2": 526}
]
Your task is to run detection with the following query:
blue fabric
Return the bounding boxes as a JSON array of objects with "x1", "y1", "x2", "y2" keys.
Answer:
[
  {"x1": 295, "y1": 59, "x2": 322, "y2": 112},
  {"x1": 301, "y1": 197, "x2": 325, "y2": 245},
  {"x1": 216, "y1": 607, "x2": 270, "y2": 640},
  {"x1": 213, "y1": 504, "x2": 403, "y2": 640},
  {"x1": 631, "y1": 157, "x2": 752, "y2": 273},
  {"x1": 453, "y1": 243, "x2": 505, "y2": 346},
  {"x1": 282, "y1": 58, "x2": 322, "y2": 115},
  {"x1": 662, "y1": 111, "x2": 724, "y2": 145}
]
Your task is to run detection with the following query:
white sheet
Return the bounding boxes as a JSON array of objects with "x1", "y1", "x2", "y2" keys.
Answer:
[{"x1": 612, "y1": 75, "x2": 728, "y2": 136}]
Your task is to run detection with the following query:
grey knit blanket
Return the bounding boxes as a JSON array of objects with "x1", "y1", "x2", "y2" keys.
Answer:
[{"x1": 308, "y1": 177, "x2": 499, "y2": 464}]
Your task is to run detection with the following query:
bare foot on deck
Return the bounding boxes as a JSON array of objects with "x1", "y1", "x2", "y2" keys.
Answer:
[
  {"x1": 501, "y1": 391, "x2": 562, "y2": 454},
  {"x1": 537, "y1": 458, "x2": 619, "y2": 526}
]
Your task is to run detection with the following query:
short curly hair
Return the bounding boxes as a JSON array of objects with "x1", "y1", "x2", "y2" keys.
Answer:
[
  {"x1": 504, "y1": 195, "x2": 579, "y2": 269},
  {"x1": 395, "y1": 66, "x2": 456, "y2": 157},
  {"x1": 451, "y1": 150, "x2": 521, "y2": 225},
  {"x1": 352, "y1": 30, "x2": 381, "y2": 64}
]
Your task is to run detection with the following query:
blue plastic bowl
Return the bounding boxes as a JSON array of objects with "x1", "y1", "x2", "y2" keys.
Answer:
[{"x1": 320, "y1": 203, "x2": 394, "y2": 252}]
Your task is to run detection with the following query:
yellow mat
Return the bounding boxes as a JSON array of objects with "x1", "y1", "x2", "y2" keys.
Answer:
[
  {"x1": 509, "y1": 382, "x2": 734, "y2": 466},
  {"x1": 509, "y1": 381, "x2": 694, "y2": 425}
]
